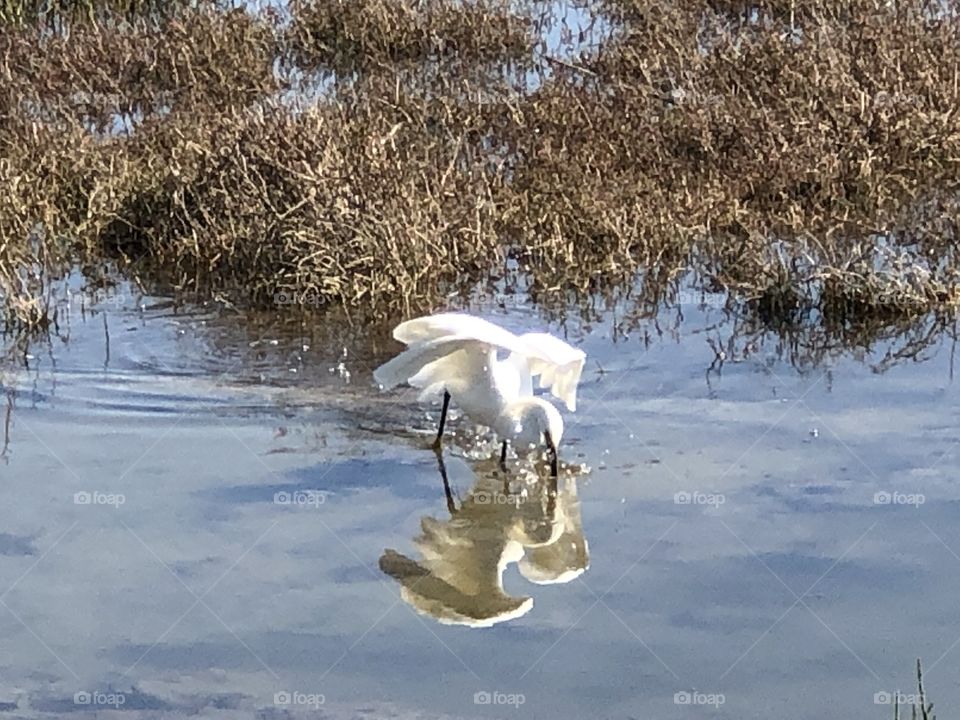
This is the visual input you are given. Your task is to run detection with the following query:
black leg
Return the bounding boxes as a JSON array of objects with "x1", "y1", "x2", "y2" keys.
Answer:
[
  {"x1": 544, "y1": 431, "x2": 558, "y2": 478},
  {"x1": 432, "y1": 390, "x2": 451, "y2": 449},
  {"x1": 499, "y1": 439, "x2": 508, "y2": 470},
  {"x1": 435, "y1": 447, "x2": 457, "y2": 515},
  {"x1": 546, "y1": 472, "x2": 558, "y2": 519}
]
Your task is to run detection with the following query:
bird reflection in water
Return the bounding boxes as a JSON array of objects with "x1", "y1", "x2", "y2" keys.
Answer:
[{"x1": 379, "y1": 453, "x2": 589, "y2": 627}]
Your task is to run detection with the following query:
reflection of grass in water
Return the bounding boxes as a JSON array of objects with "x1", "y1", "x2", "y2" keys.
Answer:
[
  {"x1": 889, "y1": 660, "x2": 937, "y2": 720},
  {"x1": 0, "y1": 386, "x2": 12, "y2": 462},
  {"x1": 1, "y1": 0, "x2": 960, "y2": 346}
]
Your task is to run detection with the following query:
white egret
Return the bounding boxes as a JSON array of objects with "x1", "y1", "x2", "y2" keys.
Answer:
[{"x1": 373, "y1": 312, "x2": 586, "y2": 475}]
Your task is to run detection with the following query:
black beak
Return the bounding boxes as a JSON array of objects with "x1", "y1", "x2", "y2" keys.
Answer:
[{"x1": 544, "y1": 430, "x2": 558, "y2": 478}]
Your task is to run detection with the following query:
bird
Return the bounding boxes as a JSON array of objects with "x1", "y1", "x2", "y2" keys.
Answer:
[{"x1": 373, "y1": 312, "x2": 586, "y2": 475}]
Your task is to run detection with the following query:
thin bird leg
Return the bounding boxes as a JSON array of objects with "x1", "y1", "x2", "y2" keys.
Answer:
[
  {"x1": 545, "y1": 472, "x2": 558, "y2": 520},
  {"x1": 434, "y1": 447, "x2": 458, "y2": 515},
  {"x1": 432, "y1": 390, "x2": 451, "y2": 450},
  {"x1": 544, "y1": 431, "x2": 559, "y2": 478},
  {"x1": 499, "y1": 439, "x2": 508, "y2": 470}
]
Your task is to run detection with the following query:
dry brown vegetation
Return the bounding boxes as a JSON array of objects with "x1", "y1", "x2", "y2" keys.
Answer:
[{"x1": 1, "y1": 0, "x2": 960, "y2": 341}]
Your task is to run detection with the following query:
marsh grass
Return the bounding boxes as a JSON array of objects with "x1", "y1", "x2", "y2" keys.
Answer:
[
  {"x1": 287, "y1": 0, "x2": 534, "y2": 72},
  {"x1": 1, "y1": 0, "x2": 960, "y2": 343}
]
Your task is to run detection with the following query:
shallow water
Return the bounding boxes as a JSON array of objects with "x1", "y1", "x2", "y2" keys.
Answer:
[{"x1": 2, "y1": 286, "x2": 959, "y2": 719}]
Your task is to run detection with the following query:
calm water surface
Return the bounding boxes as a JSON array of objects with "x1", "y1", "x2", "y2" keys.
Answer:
[{"x1": 1, "y1": 287, "x2": 959, "y2": 719}]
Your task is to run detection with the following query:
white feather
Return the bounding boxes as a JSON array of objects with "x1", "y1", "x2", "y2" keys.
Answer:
[{"x1": 380, "y1": 313, "x2": 585, "y2": 412}]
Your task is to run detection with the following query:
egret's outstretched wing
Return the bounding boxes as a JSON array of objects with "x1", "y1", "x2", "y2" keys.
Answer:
[
  {"x1": 374, "y1": 337, "x2": 446, "y2": 389},
  {"x1": 384, "y1": 313, "x2": 586, "y2": 412},
  {"x1": 373, "y1": 335, "x2": 488, "y2": 393},
  {"x1": 392, "y1": 312, "x2": 521, "y2": 349},
  {"x1": 515, "y1": 332, "x2": 586, "y2": 412},
  {"x1": 504, "y1": 352, "x2": 534, "y2": 397}
]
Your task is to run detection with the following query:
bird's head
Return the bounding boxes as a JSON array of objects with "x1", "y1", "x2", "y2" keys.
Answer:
[{"x1": 500, "y1": 397, "x2": 563, "y2": 474}]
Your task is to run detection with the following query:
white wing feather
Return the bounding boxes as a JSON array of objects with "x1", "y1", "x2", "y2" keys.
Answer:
[
  {"x1": 373, "y1": 336, "x2": 487, "y2": 392},
  {"x1": 514, "y1": 332, "x2": 586, "y2": 412},
  {"x1": 380, "y1": 313, "x2": 586, "y2": 412},
  {"x1": 392, "y1": 313, "x2": 521, "y2": 349}
]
